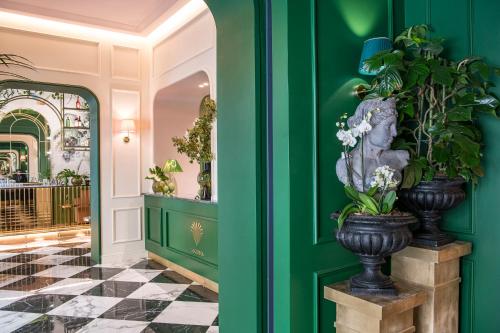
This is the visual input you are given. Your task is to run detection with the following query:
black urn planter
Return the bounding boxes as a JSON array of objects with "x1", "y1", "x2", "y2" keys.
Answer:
[
  {"x1": 333, "y1": 213, "x2": 416, "y2": 296},
  {"x1": 398, "y1": 176, "x2": 466, "y2": 248}
]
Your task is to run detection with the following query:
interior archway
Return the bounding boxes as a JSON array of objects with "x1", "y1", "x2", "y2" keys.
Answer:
[
  {"x1": 0, "y1": 80, "x2": 101, "y2": 262},
  {"x1": 153, "y1": 71, "x2": 214, "y2": 200}
]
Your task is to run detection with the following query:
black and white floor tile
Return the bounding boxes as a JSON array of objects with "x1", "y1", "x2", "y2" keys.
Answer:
[{"x1": 0, "y1": 238, "x2": 219, "y2": 332}]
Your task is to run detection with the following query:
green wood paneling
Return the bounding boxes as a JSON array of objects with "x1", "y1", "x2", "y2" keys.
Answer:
[
  {"x1": 146, "y1": 206, "x2": 164, "y2": 246},
  {"x1": 398, "y1": 1, "x2": 500, "y2": 330},
  {"x1": 144, "y1": 195, "x2": 218, "y2": 282},
  {"x1": 203, "y1": 1, "x2": 266, "y2": 332},
  {"x1": 272, "y1": 1, "x2": 391, "y2": 332}
]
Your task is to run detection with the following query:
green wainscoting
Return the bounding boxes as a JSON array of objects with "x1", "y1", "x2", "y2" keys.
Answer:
[
  {"x1": 272, "y1": 1, "x2": 392, "y2": 332},
  {"x1": 144, "y1": 195, "x2": 218, "y2": 282},
  {"x1": 396, "y1": 0, "x2": 500, "y2": 330}
]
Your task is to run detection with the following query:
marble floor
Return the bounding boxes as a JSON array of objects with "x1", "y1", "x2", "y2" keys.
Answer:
[{"x1": 0, "y1": 237, "x2": 219, "y2": 332}]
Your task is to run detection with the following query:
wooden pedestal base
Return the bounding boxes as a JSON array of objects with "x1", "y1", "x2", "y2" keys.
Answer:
[
  {"x1": 391, "y1": 241, "x2": 472, "y2": 333},
  {"x1": 324, "y1": 281, "x2": 426, "y2": 333}
]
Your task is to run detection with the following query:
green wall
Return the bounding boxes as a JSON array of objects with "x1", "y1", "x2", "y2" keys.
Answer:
[
  {"x1": 204, "y1": 1, "x2": 266, "y2": 332},
  {"x1": 397, "y1": 0, "x2": 500, "y2": 330},
  {"x1": 272, "y1": 1, "x2": 392, "y2": 332}
]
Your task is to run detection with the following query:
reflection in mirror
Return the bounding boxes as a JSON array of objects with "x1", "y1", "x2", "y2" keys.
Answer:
[
  {"x1": 153, "y1": 71, "x2": 216, "y2": 200},
  {"x1": 0, "y1": 88, "x2": 92, "y2": 236}
]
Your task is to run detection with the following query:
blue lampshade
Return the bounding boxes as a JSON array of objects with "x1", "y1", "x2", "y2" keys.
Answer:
[{"x1": 358, "y1": 37, "x2": 393, "y2": 75}]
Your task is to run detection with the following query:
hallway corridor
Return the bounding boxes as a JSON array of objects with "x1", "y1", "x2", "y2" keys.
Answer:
[{"x1": 0, "y1": 238, "x2": 219, "y2": 332}]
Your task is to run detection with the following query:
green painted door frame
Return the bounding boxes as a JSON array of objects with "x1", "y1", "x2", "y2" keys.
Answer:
[
  {"x1": 0, "y1": 80, "x2": 101, "y2": 263},
  {"x1": 203, "y1": 1, "x2": 267, "y2": 332}
]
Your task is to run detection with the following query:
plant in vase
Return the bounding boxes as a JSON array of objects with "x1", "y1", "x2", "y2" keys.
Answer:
[
  {"x1": 146, "y1": 166, "x2": 176, "y2": 196},
  {"x1": 333, "y1": 98, "x2": 417, "y2": 296},
  {"x1": 364, "y1": 25, "x2": 500, "y2": 247},
  {"x1": 56, "y1": 169, "x2": 76, "y2": 186},
  {"x1": 71, "y1": 173, "x2": 84, "y2": 186},
  {"x1": 163, "y1": 159, "x2": 183, "y2": 195},
  {"x1": 172, "y1": 96, "x2": 216, "y2": 201}
]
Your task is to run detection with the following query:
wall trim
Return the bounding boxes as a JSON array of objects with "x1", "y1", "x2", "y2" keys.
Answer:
[
  {"x1": 111, "y1": 88, "x2": 142, "y2": 198},
  {"x1": 111, "y1": 206, "x2": 143, "y2": 244}
]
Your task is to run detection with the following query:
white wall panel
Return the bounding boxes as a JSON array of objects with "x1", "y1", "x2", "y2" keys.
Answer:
[
  {"x1": 112, "y1": 207, "x2": 143, "y2": 244},
  {"x1": 152, "y1": 12, "x2": 215, "y2": 77},
  {"x1": 0, "y1": 28, "x2": 100, "y2": 75},
  {"x1": 112, "y1": 46, "x2": 140, "y2": 81},
  {"x1": 111, "y1": 89, "x2": 141, "y2": 198}
]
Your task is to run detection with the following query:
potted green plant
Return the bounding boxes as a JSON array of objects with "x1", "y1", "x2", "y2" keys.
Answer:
[
  {"x1": 145, "y1": 166, "x2": 175, "y2": 196},
  {"x1": 172, "y1": 96, "x2": 216, "y2": 201},
  {"x1": 71, "y1": 173, "x2": 86, "y2": 186},
  {"x1": 363, "y1": 25, "x2": 500, "y2": 247},
  {"x1": 332, "y1": 99, "x2": 416, "y2": 296},
  {"x1": 56, "y1": 169, "x2": 76, "y2": 186}
]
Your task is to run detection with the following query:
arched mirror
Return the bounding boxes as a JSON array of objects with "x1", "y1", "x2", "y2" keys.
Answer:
[
  {"x1": 153, "y1": 71, "x2": 216, "y2": 201},
  {"x1": 0, "y1": 88, "x2": 92, "y2": 236}
]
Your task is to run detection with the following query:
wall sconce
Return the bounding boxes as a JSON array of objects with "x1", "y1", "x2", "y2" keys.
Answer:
[
  {"x1": 354, "y1": 37, "x2": 393, "y2": 99},
  {"x1": 120, "y1": 119, "x2": 136, "y2": 143}
]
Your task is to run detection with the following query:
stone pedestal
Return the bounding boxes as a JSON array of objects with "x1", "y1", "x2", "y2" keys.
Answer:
[
  {"x1": 391, "y1": 241, "x2": 472, "y2": 333},
  {"x1": 324, "y1": 281, "x2": 426, "y2": 333}
]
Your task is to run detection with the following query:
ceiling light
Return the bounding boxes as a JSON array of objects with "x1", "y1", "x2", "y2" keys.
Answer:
[
  {"x1": 0, "y1": 0, "x2": 208, "y2": 46},
  {"x1": 147, "y1": 0, "x2": 208, "y2": 44}
]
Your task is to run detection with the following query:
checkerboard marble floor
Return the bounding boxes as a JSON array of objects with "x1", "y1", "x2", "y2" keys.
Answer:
[{"x1": 0, "y1": 238, "x2": 219, "y2": 332}]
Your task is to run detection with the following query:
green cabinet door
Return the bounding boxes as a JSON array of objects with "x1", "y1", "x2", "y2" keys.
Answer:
[
  {"x1": 399, "y1": 0, "x2": 500, "y2": 330},
  {"x1": 144, "y1": 195, "x2": 218, "y2": 282}
]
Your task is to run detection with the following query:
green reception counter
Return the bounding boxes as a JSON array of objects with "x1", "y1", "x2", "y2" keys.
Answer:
[{"x1": 144, "y1": 194, "x2": 218, "y2": 283}]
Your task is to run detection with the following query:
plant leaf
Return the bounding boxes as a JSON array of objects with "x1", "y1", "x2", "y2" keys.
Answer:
[
  {"x1": 337, "y1": 203, "x2": 359, "y2": 229},
  {"x1": 367, "y1": 186, "x2": 378, "y2": 197},
  {"x1": 447, "y1": 106, "x2": 472, "y2": 121},
  {"x1": 377, "y1": 67, "x2": 403, "y2": 97},
  {"x1": 358, "y1": 193, "x2": 380, "y2": 214},
  {"x1": 382, "y1": 191, "x2": 397, "y2": 214},
  {"x1": 344, "y1": 186, "x2": 360, "y2": 201}
]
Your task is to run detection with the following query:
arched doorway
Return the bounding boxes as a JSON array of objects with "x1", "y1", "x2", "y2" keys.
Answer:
[{"x1": 0, "y1": 80, "x2": 101, "y2": 263}]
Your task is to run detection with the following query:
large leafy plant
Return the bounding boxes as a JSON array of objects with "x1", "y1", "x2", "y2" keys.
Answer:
[
  {"x1": 364, "y1": 25, "x2": 500, "y2": 187},
  {"x1": 172, "y1": 96, "x2": 216, "y2": 164}
]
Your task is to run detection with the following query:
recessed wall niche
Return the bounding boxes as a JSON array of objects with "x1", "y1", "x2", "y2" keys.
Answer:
[{"x1": 153, "y1": 71, "x2": 214, "y2": 200}]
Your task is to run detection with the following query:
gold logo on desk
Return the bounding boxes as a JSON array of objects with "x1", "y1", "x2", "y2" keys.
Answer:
[
  {"x1": 190, "y1": 221, "x2": 204, "y2": 246},
  {"x1": 190, "y1": 221, "x2": 205, "y2": 257}
]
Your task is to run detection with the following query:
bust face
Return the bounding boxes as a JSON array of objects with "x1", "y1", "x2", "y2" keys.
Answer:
[{"x1": 366, "y1": 116, "x2": 397, "y2": 149}]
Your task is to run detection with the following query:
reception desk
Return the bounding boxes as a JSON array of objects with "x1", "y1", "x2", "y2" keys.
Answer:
[{"x1": 144, "y1": 194, "x2": 218, "y2": 283}]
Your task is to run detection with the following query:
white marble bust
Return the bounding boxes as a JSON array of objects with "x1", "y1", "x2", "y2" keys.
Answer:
[{"x1": 336, "y1": 98, "x2": 409, "y2": 192}]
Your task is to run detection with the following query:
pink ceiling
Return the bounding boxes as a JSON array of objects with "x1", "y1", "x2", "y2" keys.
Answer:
[{"x1": 0, "y1": 0, "x2": 180, "y2": 33}]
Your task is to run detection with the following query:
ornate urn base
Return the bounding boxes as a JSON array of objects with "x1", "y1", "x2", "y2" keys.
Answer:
[
  {"x1": 398, "y1": 177, "x2": 466, "y2": 248},
  {"x1": 333, "y1": 213, "x2": 416, "y2": 296}
]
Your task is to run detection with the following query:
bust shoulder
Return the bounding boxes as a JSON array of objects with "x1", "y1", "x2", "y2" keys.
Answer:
[{"x1": 380, "y1": 150, "x2": 409, "y2": 169}]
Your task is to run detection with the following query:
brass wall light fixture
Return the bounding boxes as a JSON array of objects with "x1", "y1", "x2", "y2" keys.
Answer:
[{"x1": 120, "y1": 119, "x2": 136, "y2": 143}]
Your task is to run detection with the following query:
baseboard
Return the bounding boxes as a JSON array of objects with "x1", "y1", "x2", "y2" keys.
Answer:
[{"x1": 148, "y1": 251, "x2": 219, "y2": 293}]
